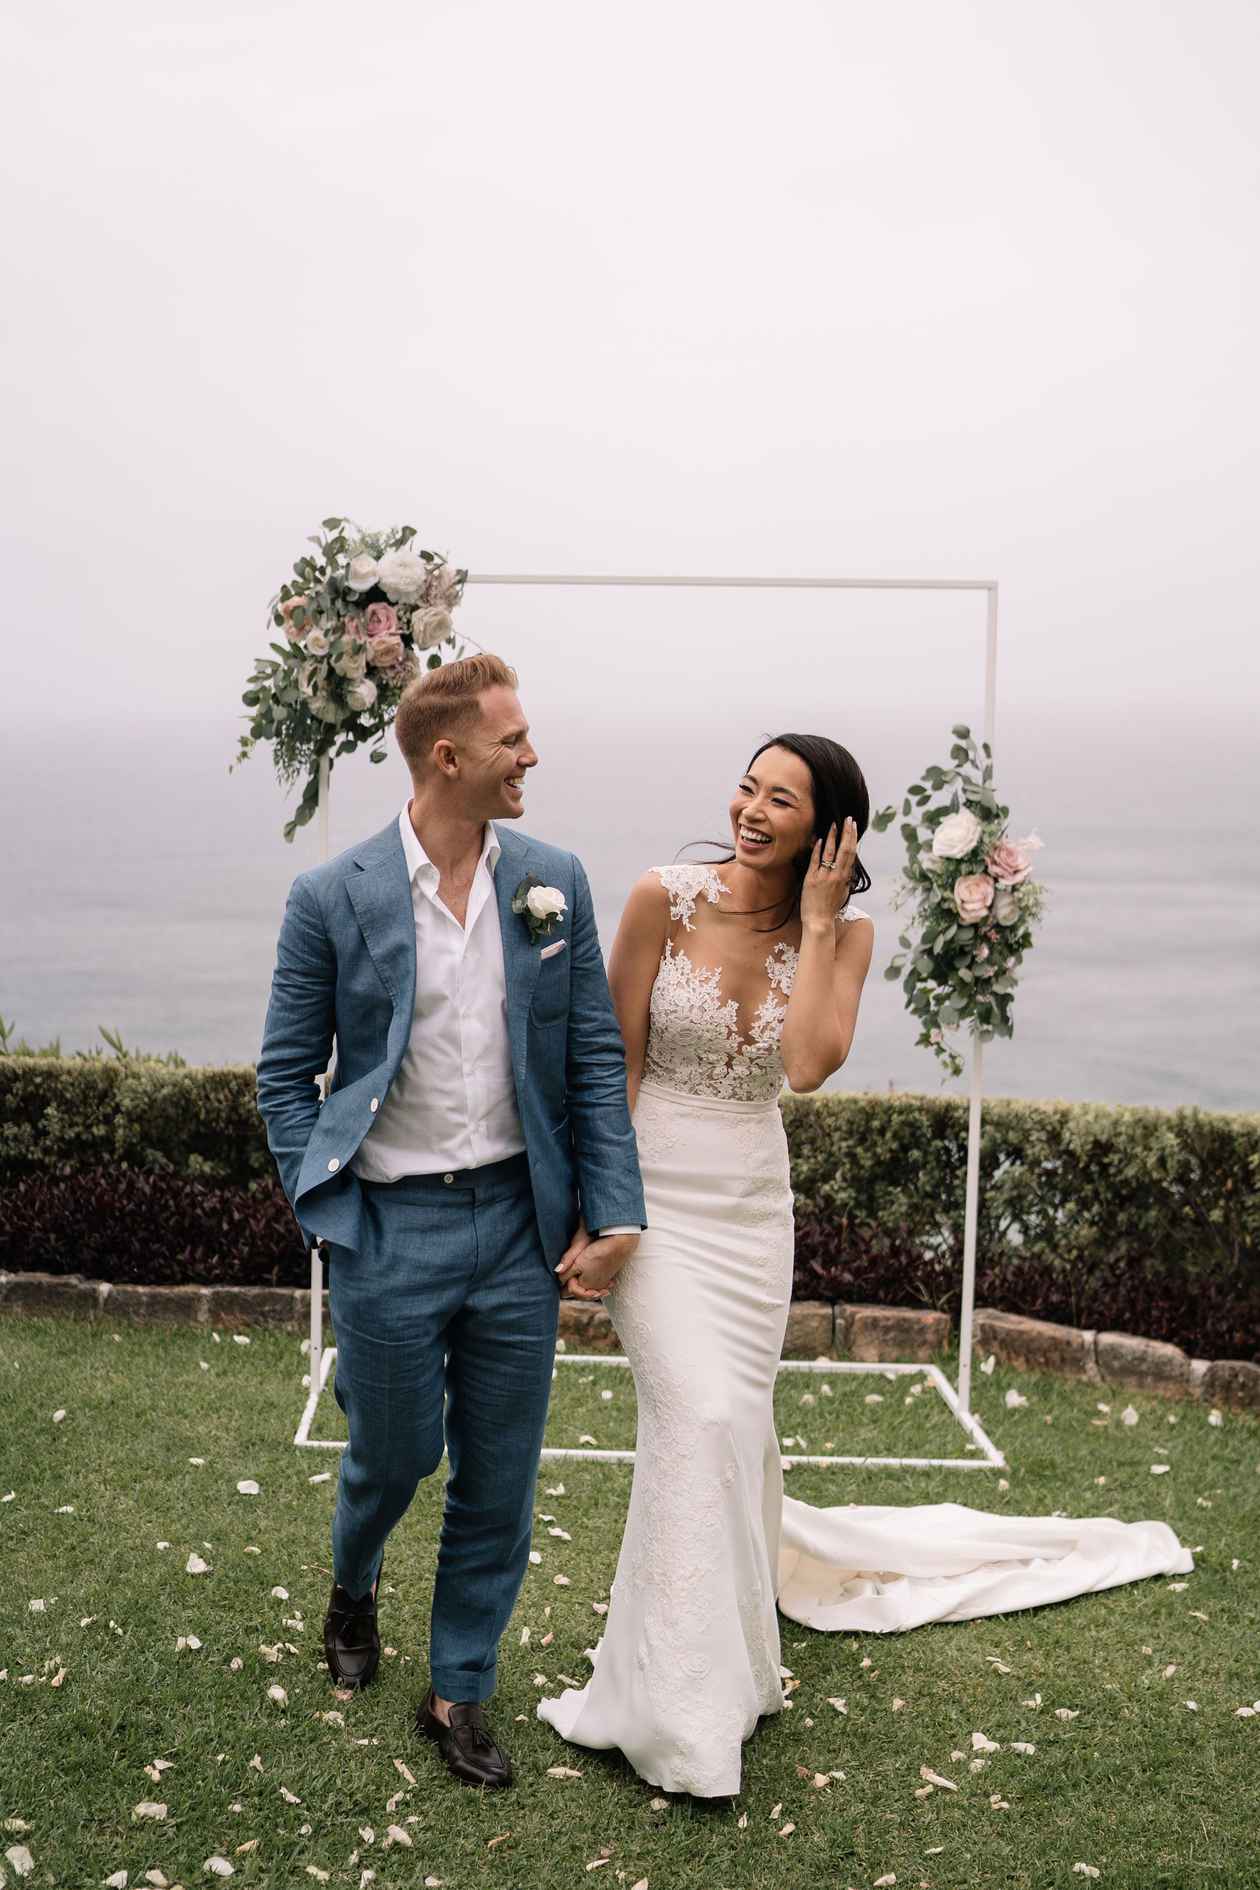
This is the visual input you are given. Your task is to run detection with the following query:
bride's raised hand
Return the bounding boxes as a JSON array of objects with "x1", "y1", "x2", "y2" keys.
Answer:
[{"x1": 799, "y1": 817, "x2": 858, "y2": 932}]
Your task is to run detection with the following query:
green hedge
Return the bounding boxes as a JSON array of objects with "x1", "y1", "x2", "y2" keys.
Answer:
[
  {"x1": 0, "y1": 1058, "x2": 271, "y2": 1186},
  {"x1": 781, "y1": 1090, "x2": 1260, "y2": 1289},
  {"x1": 3, "y1": 1057, "x2": 1257, "y2": 1275}
]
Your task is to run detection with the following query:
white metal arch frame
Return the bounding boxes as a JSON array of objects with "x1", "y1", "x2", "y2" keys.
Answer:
[{"x1": 295, "y1": 572, "x2": 1003, "y2": 1473}]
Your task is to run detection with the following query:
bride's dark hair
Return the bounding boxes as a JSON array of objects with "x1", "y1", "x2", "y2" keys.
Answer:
[{"x1": 681, "y1": 732, "x2": 872, "y2": 932}]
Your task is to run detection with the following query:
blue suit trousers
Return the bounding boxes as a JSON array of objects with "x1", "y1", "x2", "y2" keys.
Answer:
[{"x1": 326, "y1": 1151, "x2": 559, "y2": 1704}]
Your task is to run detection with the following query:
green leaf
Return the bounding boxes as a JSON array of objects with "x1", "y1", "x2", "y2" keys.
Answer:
[
  {"x1": 882, "y1": 964, "x2": 902, "y2": 982},
  {"x1": 321, "y1": 516, "x2": 344, "y2": 530},
  {"x1": 370, "y1": 748, "x2": 388, "y2": 764},
  {"x1": 951, "y1": 723, "x2": 971, "y2": 739}
]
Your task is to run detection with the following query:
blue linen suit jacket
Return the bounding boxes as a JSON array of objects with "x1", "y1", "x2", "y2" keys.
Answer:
[{"x1": 256, "y1": 816, "x2": 646, "y2": 1265}]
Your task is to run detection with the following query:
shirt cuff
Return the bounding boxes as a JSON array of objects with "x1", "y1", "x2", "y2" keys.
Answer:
[{"x1": 594, "y1": 1224, "x2": 642, "y2": 1238}]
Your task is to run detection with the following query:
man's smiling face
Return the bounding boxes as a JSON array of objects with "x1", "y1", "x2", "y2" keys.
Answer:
[{"x1": 451, "y1": 684, "x2": 539, "y2": 821}]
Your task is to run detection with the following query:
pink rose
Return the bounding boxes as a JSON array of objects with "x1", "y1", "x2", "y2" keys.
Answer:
[
  {"x1": 280, "y1": 594, "x2": 310, "y2": 640},
  {"x1": 343, "y1": 614, "x2": 364, "y2": 642},
  {"x1": 362, "y1": 602, "x2": 399, "y2": 640},
  {"x1": 366, "y1": 633, "x2": 405, "y2": 669},
  {"x1": 954, "y1": 873, "x2": 995, "y2": 924},
  {"x1": 986, "y1": 832, "x2": 1042, "y2": 886}
]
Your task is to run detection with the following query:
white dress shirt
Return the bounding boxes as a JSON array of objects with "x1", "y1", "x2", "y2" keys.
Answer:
[
  {"x1": 351, "y1": 807, "x2": 640, "y2": 1238},
  {"x1": 352, "y1": 809, "x2": 524, "y2": 1182}
]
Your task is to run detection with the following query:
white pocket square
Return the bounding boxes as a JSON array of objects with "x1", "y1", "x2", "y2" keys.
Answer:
[{"x1": 539, "y1": 938, "x2": 567, "y2": 960}]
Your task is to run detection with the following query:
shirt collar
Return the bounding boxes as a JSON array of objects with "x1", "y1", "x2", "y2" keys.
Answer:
[{"x1": 398, "y1": 806, "x2": 502, "y2": 885}]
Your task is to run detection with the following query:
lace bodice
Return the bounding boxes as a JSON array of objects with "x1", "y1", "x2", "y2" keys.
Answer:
[{"x1": 643, "y1": 864, "x2": 870, "y2": 1102}]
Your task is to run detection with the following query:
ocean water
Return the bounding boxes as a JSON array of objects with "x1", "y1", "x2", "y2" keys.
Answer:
[{"x1": 2, "y1": 706, "x2": 1256, "y2": 1113}]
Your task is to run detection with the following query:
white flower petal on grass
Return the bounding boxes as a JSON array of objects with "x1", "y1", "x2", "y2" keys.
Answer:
[
  {"x1": 1009, "y1": 1741, "x2": 1036, "y2": 1754},
  {"x1": 381, "y1": 1827, "x2": 412, "y2": 1850},
  {"x1": 52, "y1": 1410, "x2": 66, "y2": 1423},
  {"x1": 875, "y1": 1876, "x2": 897, "y2": 1886},
  {"x1": 236, "y1": 1481, "x2": 260, "y2": 1496},
  {"x1": 28, "y1": 1599, "x2": 46, "y2": 1613},
  {"x1": 186, "y1": 1554, "x2": 210, "y2": 1575},
  {"x1": 980, "y1": 1354, "x2": 996, "y2": 1375},
  {"x1": 189, "y1": 1457, "x2": 206, "y2": 1467},
  {"x1": 827, "y1": 1697, "x2": 848, "y2": 1713},
  {"x1": 1184, "y1": 1701, "x2": 1199, "y2": 1711},
  {"x1": 1004, "y1": 1388, "x2": 1027, "y2": 1409},
  {"x1": 1055, "y1": 1707, "x2": 1080, "y2": 1721},
  {"x1": 267, "y1": 1685, "x2": 288, "y2": 1706},
  {"x1": 203, "y1": 1861, "x2": 235, "y2": 1879},
  {"x1": 305, "y1": 1871, "x2": 330, "y2": 1884},
  {"x1": 279, "y1": 1786, "x2": 301, "y2": 1804},
  {"x1": 1121, "y1": 1405, "x2": 1139, "y2": 1426},
  {"x1": 1151, "y1": 1464, "x2": 1171, "y2": 1475},
  {"x1": 232, "y1": 1335, "x2": 251, "y2": 1346},
  {"x1": 553, "y1": 1575, "x2": 571, "y2": 1587},
  {"x1": 5, "y1": 1848, "x2": 36, "y2": 1878},
  {"x1": 105, "y1": 1873, "x2": 129, "y2": 1888},
  {"x1": 132, "y1": 1803, "x2": 166, "y2": 1821},
  {"x1": 971, "y1": 1732, "x2": 1000, "y2": 1751},
  {"x1": 986, "y1": 1658, "x2": 1013, "y2": 1673},
  {"x1": 393, "y1": 1759, "x2": 417, "y2": 1786},
  {"x1": 270, "y1": 1586, "x2": 289, "y2": 1600},
  {"x1": 1208, "y1": 1409, "x2": 1224, "y2": 1427},
  {"x1": 919, "y1": 1767, "x2": 958, "y2": 1791},
  {"x1": 308, "y1": 1473, "x2": 332, "y2": 1484},
  {"x1": 1, "y1": 1491, "x2": 14, "y2": 1502},
  {"x1": 175, "y1": 1635, "x2": 203, "y2": 1652},
  {"x1": 547, "y1": 1766, "x2": 583, "y2": 1779},
  {"x1": 547, "y1": 1528, "x2": 572, "y2": 1541},
  {"x1": 864, "y1": 1394, "x2": 884, "y2": 1405},
  {"x1": 1072, "y1": 1868, "x2": 1100, "y2": 1881},
  {"x1": 55, "y1": 1505, "x2": 75, "y2": 1514},
  {"x1": 578, "y1": 1434, "x2": 597, "y2": 1446},
  {"x1": 528, "y1": 1551, "x2": 542, "y2": 1565}
]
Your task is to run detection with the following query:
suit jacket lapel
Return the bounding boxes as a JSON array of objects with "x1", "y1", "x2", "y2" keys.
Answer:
[
  {"x1": 345, "y1": 819, "x2": 416, "y2": 1047},
  {"x1": 493, "y1": 823, "x2": 544, "y2": 1082}
]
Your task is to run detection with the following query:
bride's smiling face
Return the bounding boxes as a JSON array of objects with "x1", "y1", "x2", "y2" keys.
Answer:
[{"x1": 729, "y1": 745, "x2": 816, "y2": 870}]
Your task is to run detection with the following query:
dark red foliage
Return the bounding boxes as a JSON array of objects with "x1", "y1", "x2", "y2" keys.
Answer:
[
  {"x1": 793, "y1": 1215, "x2": 1260, "y2": 1363},
  {"x1": 0, "y1": 1167, "x2": 307, "y2": 1287}
]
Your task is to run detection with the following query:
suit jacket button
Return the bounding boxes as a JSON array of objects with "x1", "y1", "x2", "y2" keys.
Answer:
[
  {"x1": 370, "y1": 1098, "x2": 379, "y2": 1112},
  {"x1": 443, "y1": 1173, "x2": 455, "y2": 1184},
  {"x1": 327, "y1": 1157, "x2": 340, "y2": 1172}
]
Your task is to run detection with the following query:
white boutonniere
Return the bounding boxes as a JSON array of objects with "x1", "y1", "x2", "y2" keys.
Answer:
[{"x1": 512, "y1": 875, "x2": 567, "y2": 943}]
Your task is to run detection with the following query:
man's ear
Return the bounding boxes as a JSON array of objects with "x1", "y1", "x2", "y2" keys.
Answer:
[{"x1": 433, "y1": 738, "x2": 459, "y2": 777}]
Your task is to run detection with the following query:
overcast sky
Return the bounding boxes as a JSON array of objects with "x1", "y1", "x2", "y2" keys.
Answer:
[{"x1": 2, "y1": 0, "x2": 1256, "y2": 743}]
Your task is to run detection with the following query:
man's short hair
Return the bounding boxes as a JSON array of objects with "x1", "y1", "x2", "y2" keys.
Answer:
[{"x1": 394, "y1": 651, "x2": 519, "y2": 776}]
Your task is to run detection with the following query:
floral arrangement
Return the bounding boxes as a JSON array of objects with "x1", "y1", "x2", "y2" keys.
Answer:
[
  {"x1": 232, "y1": 517, "x2": 467, "y2": 840},
  {"x1": 871, "y1": 724, "x2": 1046, "y2": 1079}
]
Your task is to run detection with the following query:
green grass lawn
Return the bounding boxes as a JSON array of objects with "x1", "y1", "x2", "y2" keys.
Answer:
[{"x1": 2, "y1": 1316, "x2": 1258, "y2": 1890}]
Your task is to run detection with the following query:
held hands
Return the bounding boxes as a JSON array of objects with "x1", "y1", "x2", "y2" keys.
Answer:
[
  {"x1": 800, "y1": 817, "x2": 858, "y2": 933},
  {"x1": 554, "y1": 1221, "x2": 639, "y2": 1301}
]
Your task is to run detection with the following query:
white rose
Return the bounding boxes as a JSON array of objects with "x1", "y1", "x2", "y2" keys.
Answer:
[
  {"x1": 409, "y1": 604, "x2": 454, "y2": 650},
  {"x1": 346, "y1": 553, "x2": 379, "y2": 593},
  {"x1": 526, "y1": 886, "x2": 566, "y2": 922},
  {"x1": 310, "y1": 694, "x2": 341, "y2": 723},
  {"x1": 992, "y1": 888, "x2": 1020, "y2": 925},
  {"x1": 346, "y1": 678, "x2": 378, "y2": 713},
  {"x1": 303, "y1": 628, "x2": 330, "y2": 657},
  {"x1": 931, "y1": 809, "x2": 983, "y2": 859},
  {"x1": 332, "y1": 646, "x2": 368, "y2": 681},
  {"x1": 376, "y1": 548, "x2": 428, "y2": 604}
]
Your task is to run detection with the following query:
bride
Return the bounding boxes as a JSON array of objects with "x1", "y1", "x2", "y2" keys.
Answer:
[{"x1": 536, "y1": 731, "x2": 1192, "y2": 1799}]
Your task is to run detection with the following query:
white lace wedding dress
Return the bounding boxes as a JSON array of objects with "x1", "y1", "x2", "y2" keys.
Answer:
[{"x1": 536, "y1": 864, "x2": 1193, "y2": 1798}]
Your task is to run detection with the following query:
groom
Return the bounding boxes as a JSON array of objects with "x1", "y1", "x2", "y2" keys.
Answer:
[{"x1": 257, "y1": 652, "x2": 645, "y2": 1788}]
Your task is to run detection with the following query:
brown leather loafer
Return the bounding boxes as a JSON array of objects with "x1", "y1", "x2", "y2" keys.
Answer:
[
  {"x1": 417, "y1": 1688, "x2": 513, "y2": 1788},
  {"x1": 322, "y1": 1570, "x2": 380, "y2": 1690}
]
